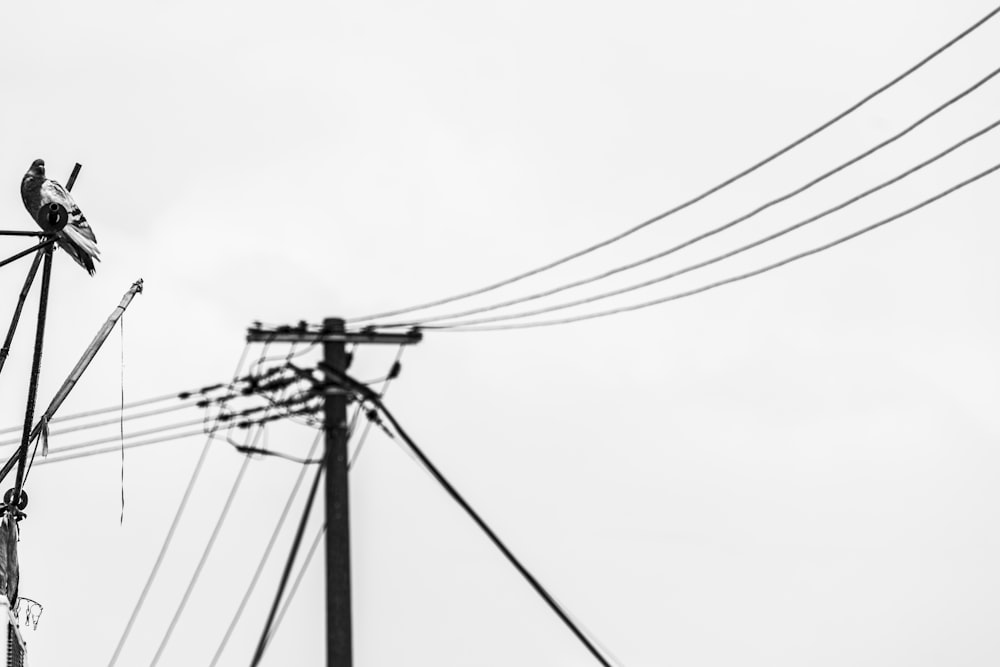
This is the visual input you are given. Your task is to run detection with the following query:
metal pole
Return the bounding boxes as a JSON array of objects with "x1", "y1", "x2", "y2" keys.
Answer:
[
  {"x1": 12, "y1": 246, "x2": 53, "y2": 503},
  {"x1": 323, "y1": 317, "x2": 352, "y2": 666},
  {"x1": 0, "y1": 251, "x2": 43, "y2": 377}
]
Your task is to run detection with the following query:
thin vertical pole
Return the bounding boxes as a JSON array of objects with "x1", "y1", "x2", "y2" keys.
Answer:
[
  {"x1": 0, "y1": 251, "x2": 43, "y2": 378},
  {"x1": 323, "y1": 317, "x2": 352, "y2": 666},
  {"x1": 12, "y1": 246, "x2": 53, "y2": 503}
]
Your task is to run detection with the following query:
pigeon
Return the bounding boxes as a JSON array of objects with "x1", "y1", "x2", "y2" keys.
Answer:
[{"x1": 20, "y1": 159, "x2": 100, "y2": 275}]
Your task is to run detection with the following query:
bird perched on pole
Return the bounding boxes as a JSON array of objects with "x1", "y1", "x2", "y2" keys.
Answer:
[{"x1": 20, "y1": 159, "x2": 100, "y2": 275}]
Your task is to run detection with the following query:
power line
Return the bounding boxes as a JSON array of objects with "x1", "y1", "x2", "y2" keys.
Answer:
[
  {"x1": 380, "y1": 65, "x2": 1000, "y2": 328},
  {"x1": 266, "y1": 523, "x2": 325, "y2": 651},
  {"x1": 208, "y1": 431, "x2": 323, "y2": 667},
  {"x1": 107, "y1": 344, "x2": 251, "y2": 667},
  {"x1": 250, "y1": 461, "x2": 325, "y2": 667},
  {"x1": 0, "y1": 401, "x2": 206, "y2": 446},
  {"x1": 150, "y1": 447, "x2": 254, "y2": 666},
  {"x1": 347, "y1": 3, "x2": 1000, "y2": 324},
  {"x1": 416, "y1": 115, "x2": 1000, "y2": 329},
  {"x1": 326, "y1": 367, "x2": 616, "y2": 666},
  {"x1": 347, "y1": 344, "x2": 406, "y2": 469},
  {"x1": 432, "y1": 159, "x2": 1000, "y2": 331}
]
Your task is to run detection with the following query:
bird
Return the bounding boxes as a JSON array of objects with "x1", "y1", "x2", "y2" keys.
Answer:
[{"x1": 20, "y1": 159, "x2": 101, "y2": 275}]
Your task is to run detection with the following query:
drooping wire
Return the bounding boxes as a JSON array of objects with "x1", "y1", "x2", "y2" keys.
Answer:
[
  {"x1": 264, "y1": 523, "x2": 325, "y2": 650},
  {"x1": 35, "y1": 411, "x2": 318, "y2": 468},
  {"x1": 250, "y1": 462, "x2": 325, "y2": 667},
  {"x1": 326, "y1": 367, "x2": 615, "y2": 666},
  {"x1": 0, "y1": 382, "x2": 251, "y2": 437},
  {"x1": 418, "y1": 115, "x2": 1000, "y2": 329},
  {"x1": 208, "y1": 431, "x2": 323, "y2": 667},
  {"x1": 347, "y1": 344, "x2": 406, "y2": 469},
  {"x1": 379, "y1": 65, "x2": 1000, "y2": 328},
  {"x1": 348, "y1": 3, "x2": 1000, "y2": 325},
  {"x1": 107, "y1": 343, "x2": 251, "y2": 667},
  {"x1": 432, "y1": 159, "x2": 1000, "y2": 331},
  {"x1": 149, "y1": 446, "x2": 255, "y2": 666}
]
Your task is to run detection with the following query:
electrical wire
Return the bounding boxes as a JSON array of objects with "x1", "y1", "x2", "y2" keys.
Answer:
[
  {"x1": 208, "y1": 431, "x2": 323, "y2": 667},
  {"x1": 107, "y1": 343, "x2": 250, "y2": 667},
  {"x1": 326, "y1": 367, "x2": 615, "y2": 666},
  {"x1": 265, "y1": 522, "x2": 325, "y2": 650},
  {"x1": 250, "y1": 461, "x2": 325, "y2": 667},
  {"x1": 150, "y1": 445, "x2": 255, "y2": 666},
  {"x1": 0, "y1": 400, "x2": 217, "y2": 447},
  {"x1": 348, "y1": 3, "x2": 1000, "y2": 324},
  {"x1": 379, "y1": 65, "x2": 1000, "y2": 328},
  {"x1": 416, "y1": 115, "x2": 1000, "y2": 329},
  {"x1": 432, "y1": 158, "x2": 1000, "y2": 331},
  {"x1": 347, "y1": 345, "x2": 406, "y2": 469},
  {"x1": 36, "y1": 408, "x2": 320, "y2": 467}
]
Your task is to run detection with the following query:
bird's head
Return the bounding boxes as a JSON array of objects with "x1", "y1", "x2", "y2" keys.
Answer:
[{"x1": 26, "y1": 159, "x2": 45, "y2": 178}]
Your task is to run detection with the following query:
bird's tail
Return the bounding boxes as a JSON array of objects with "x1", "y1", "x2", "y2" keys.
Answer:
[{"x1": 60, "y1": 224, "x2": 101, "y2": 276}]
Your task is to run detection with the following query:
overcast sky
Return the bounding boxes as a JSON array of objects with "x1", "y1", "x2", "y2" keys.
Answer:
[{"x1": 1, "y1": 1, "x2": 1000, "y2": 665}]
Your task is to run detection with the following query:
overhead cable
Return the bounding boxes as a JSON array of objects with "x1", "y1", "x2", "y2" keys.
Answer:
[
  {"x1": 348, "y1": 3, "x2": 1000, "y2": 324},
  {"x1": 327, "y1": 367, "x2": 616, "y2": 666},
  {"x1": 150, "y1": 448, "x2": 254, "y2": 666},
  {"x1": 250, "y1": 462, "x2": 325, "y2": 667},
  {"x1": 418, "y1": 115, "x2": 1000, "y2": 329},
  {"x1": 433, "y1": 159, "x2": 1000, "y2": 331},
  {"x1": 208, "y1": 431, "x2": 324, "y2": 667},
  {"x1": 107, "y1": 343, "x2": 251, "y2": 667},
  {"x1": 382, "y1": 65, "x2": 1000, "y2": 328}
]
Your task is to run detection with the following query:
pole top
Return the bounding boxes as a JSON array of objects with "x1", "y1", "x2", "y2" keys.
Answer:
[{"x1": 246, "y1": 321, "x2": 421, "y2": 346}]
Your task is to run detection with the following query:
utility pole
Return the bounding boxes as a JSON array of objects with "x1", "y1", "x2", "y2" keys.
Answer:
[
  {"x1": 322, "y1": 318, "x2": 351, "y2": 666},
  {"x1": 246, "y1": 320, "x2": 421, "y2": 666}
]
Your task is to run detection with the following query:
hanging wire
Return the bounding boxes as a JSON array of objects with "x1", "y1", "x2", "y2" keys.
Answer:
[
  {"x1": 107, "y1": 343, "x2": 251, "y2": 667},
  {"x1": 208, "y1": 431, "x2": 323, "y2": 667},
  {"x1": 432, "y1": 159, "x2": 1000, "y2": 331},
  {"x1": 327, "y1": 367, "x2": 616, "y2": 666},
  {"x1": 264, "y1": 522, "x2": 325, "y2": 650},
  {"x1": 149, "y1": 444, "x2": 256, "y2": 666},
  {"x1": 347, "y1": 344, "x2": 406, "y2": 469},
  {"x1": 347, "y1": 2, "x2": 1000, "y2": 324},
  {"x1": 417, "y1": 114, "x2": 1000, "y2": 329},
  {"x1": 250, "y1": 463, "x2": 325, "y2": 667},
  {"x1": 379, "y1": 65, "x2": 1000, "y2": 328}
]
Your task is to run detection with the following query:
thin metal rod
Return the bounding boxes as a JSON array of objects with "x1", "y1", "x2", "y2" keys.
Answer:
[
  {"x1": 0, "y1": 237, "x2": 58, "y2": 271},
  {"x1": 0, "y1": 231, "x2": 50, "y2": 237},
  {"x1": 0, "y1": 279, "x2": 144, "y2": 485},
  {"x1": 0, "y1": 251, "x2": 43, "y2": 378},
  {"x1": 65, "y1": 163, "x2": 82, "y2": 192},
  {"x1": 34, "y1": 280, "x2": 144, "y2": 445},
  {"x1": 11, "y1": 247, "x2": 53, "y2": 503}
]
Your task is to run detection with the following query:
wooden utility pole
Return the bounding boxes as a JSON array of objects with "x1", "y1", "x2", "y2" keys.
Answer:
[
  {"x1": 246, "y1": 320, "x2": 421, "y2": 666},
  {"x1": 322, "y1": 318, "x2": 352, "y2": 666}
]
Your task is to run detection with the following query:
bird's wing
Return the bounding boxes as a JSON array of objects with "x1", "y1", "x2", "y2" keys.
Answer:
[
  {"x1": 39, "y1": 179, "x2": 78, "y2": 211},
  {"x1": 40, "y1": 179, "x2": 97, "y2": 244}
]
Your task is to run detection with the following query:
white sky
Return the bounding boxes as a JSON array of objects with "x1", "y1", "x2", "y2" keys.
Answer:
[{"x1": 1, "y1": 1, "x2": 1000, "y2": 665}]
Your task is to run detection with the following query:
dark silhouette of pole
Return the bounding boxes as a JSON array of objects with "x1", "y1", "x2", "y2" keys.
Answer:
[
  {"x1": 323, "y1": 317, "x2": 352, "y2": 666},
  {"x1": 11, "y1": 245, "x2": 52, "y2": 504}
]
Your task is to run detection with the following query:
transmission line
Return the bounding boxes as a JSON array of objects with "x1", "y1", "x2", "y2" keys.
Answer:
[
  {"x1": 107, "y1": 344, "x2": 251, "y2": 667},
  {"x1": 431, "y1": 159, "x2": 1000, "y2": 331},
  {"x1": 348, "y1": 3, "x2": 1000, "y2": 325},
  {"x1": 150, "y1": 446, "x2": 254, "y2": 666},
  {"x1": 379, "y1": 65, "x2": 1000, "y2": 328},
  {"x1": 323, "y1": 366, "x2": 616, "y2": 666},
  {"x1": 208, "y1": 431, "x2": 323, "y2": 667},
  {"x1": 413, "y1": 115, "x2": 1000, "y2": 329}
]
